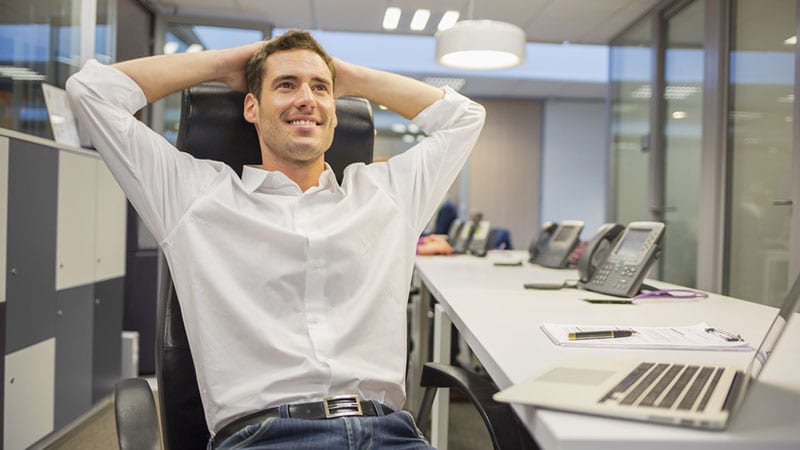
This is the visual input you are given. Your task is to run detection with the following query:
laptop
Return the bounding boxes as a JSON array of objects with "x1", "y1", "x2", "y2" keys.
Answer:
[{"x1": 494, "y1": 272, "x2": 800, "y2": 430}]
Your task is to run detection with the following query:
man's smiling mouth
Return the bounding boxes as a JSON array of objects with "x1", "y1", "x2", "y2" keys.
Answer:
[{"x1": 288, "y1": 119, "x2": 319, "y2": 126}]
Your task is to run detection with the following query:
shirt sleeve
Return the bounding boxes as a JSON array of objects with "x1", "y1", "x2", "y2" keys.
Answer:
[
  {"x1": 66, "y1": 60, "x2": 227, "y2": 243},
  {"x1": 365, "y1": 87, "x2": 486, "y2": 236}
]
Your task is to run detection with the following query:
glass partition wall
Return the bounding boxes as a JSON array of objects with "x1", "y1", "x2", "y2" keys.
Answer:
[
  {"x1": 661, "y1": 1, "x2": 705, "y2": 287},
  {"x1": 726, "y1": 0, "x2": 795, "y2": 306},
  {"x1": 0, "y1": 0, "x2": 115, "y2": 139},
  {"x1": 609, "y1": 19, "x2": 653, "y2": 225},
  {"x1": 610, "y1": 0, "x2": 800, "y2": 304}
]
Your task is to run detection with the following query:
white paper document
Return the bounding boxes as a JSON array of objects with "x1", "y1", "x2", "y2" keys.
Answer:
[{"x1": 541, "y1": 322, "x2": 751, "y2": 351}]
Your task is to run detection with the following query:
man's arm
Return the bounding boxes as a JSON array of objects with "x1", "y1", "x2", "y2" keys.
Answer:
[
  {"x1": 333, "y1": 58, "x2": 444, "y2": 120},
  {"x1": 114, "y1": 41, "x2": 264, "y2": 103},
  {"x1": 66, "y1": 42, "x2": 265, "y2": 241}
]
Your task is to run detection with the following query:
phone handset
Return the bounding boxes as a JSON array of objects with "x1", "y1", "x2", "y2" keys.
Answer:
[
  {"x1": 577, "y1": 223, "x2": 625, "y2": 283},
  {"x1": 580, "y1": 221, "x2": 665, "y2": 298},
  {"x1": 528, "y1": 221, "x2": 557, "y2": 262}
]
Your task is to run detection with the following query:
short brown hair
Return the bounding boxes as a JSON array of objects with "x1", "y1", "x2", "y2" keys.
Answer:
[{"x1": 245, "y1": 30, "x2": 336, "y2": 101}]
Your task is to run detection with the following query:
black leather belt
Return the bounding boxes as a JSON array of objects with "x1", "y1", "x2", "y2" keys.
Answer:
[{"x1": 213, "y1": 395, "x2": 394, "y2": 447}]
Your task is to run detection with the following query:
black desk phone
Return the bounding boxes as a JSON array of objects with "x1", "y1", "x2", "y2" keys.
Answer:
[
  {"x1": 469, "y1": 220, "x2": 492, "y2": 257},
  {"x1": 446, "y1": 218, "x2": 465, "y2": 246},
  {"x1": 579, "y1": 221, "x2": 665, "y2": 297},
  {"x1": 529, "y1": 220, "x2": 584, "y2": 268},
  {"x1": 450, "y1": 214, "x2": 487, "y2": 255},
  {"x1": 451, "y1": 219, "x2": 474, "y2": 254}
]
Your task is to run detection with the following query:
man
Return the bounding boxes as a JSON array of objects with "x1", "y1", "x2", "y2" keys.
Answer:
[{"x1": 67, "y1": 31, "x2": 484, "y2": 449}]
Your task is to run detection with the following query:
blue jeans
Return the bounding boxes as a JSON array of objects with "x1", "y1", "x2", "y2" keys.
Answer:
[{"x1": 210, "y1": 402, "x2": 435, "y2": 450}]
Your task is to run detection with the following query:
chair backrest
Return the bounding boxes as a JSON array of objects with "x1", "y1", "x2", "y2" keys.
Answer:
[{"x1": 157, "y1": 84, "x2": 374, "y2": 450}]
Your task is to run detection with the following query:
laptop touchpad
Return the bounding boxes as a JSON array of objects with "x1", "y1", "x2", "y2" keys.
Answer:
[{"x1": 536, "y1": 367, "x2": 615, "y2": 386}]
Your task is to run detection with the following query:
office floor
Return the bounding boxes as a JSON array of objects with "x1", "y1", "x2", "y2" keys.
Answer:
[{"x1": 46, "y1": 390, "x2": 492, "y2": 450}]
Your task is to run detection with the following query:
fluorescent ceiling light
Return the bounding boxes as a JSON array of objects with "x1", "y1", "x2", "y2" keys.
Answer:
[
  {"x1": 383, "y1": 7, "x2": 401, "y2": 30},
  {"x1": 438, "y1": 11, "x2": 460, "y2": 31},
  {"x1": 785, "y1": 35, "x2": 797, "y2": 45},
  {"x1": 391, "y1": 123, "x2": 407, "y2": 133},
  {"x1": 186, "y1": 43, "x2": 204, "y2": 53},
  {"x1": 410, "y1": 9, "x2": 430, "y2": 31},
  {"x1": 436, "y1": 20, "x2": 526, "y2": 70},
  {"x1": 163, "y1": 41, "x2": 179, "y2": 54},
  {"x1": 671, "y1": 111, "x2": 687, "y2": 119}
]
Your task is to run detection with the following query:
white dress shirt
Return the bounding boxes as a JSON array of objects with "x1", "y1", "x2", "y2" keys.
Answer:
[{"x1": 66, "y1": 60, "x2": 485, "y2": 433}]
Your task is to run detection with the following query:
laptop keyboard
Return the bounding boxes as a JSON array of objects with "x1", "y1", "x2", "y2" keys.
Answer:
[{"x1": 599, "y1": 362, "x2": 726, "y2": 412}]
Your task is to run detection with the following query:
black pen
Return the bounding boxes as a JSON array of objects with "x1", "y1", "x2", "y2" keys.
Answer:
[{"x1": 568, "y1": 330, "x2": 636, "y2": 340}]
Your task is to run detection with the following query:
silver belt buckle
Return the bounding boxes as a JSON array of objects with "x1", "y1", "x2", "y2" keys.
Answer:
[{"x1": 323, "y1": 394, "x2": 363, "y2": 418}]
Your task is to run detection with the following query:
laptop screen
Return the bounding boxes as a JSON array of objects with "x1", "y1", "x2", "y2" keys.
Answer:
[
  {"x1": 731, "y1": 272, "x2": 800, "y2": 415},
  {"x1": 750, "y1": 272, "x2": 800, "y2": 378}
]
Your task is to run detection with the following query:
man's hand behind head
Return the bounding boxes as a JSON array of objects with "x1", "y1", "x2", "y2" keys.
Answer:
[{"x1": 217, "y1": 41, "x2": 270, "y2": 92}]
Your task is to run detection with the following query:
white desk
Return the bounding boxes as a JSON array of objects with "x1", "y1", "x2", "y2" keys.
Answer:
[{"x1": 414, "y1": 251, "x2": 800, "y2": 450}]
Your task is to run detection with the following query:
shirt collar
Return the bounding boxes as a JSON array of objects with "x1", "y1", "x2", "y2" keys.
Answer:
[{"x1": 241, "y1": 164, "x2": 342, "y2": 195}]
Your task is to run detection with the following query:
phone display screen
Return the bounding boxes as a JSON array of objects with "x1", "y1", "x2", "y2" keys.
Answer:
[
  {"x1": 553, "y1": 225, "x2": 575, "y2": 242},
  {"x1": 614, "y1": 228, "x2": 650, "y2": 259}
]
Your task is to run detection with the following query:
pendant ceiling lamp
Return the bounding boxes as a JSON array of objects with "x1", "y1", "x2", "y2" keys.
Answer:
[{"x1": 435, "y1": 1, "x2": 525, "y2": 70}]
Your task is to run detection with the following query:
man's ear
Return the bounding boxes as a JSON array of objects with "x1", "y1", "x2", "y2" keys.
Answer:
[{"x1": 243, "y1": 92, "x2": 259, "y2": 126}]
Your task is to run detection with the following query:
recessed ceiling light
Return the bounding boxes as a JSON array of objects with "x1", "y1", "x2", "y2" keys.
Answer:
[
  {"x1": 383, "y1": 7, "x2": 401, "y2": 30},
  {"x1": 438, "y1": 11, "x2": 460, "y2": 31},
  {"x1": 410, "y1": 9, "x2": 431, "y2": 31}
]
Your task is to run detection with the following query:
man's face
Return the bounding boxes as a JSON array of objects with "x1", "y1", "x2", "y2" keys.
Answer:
[{"x1": 245, "y1": 49, "x2": 337, "y2": 167}]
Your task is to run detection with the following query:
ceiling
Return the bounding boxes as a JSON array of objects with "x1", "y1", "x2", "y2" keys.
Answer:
[
  {"x1": 144, "y1": 0, "x2": 664, "y2": 100},
  {"x1": 148, "y1": 0, "x2": 660, "y2": 45}
]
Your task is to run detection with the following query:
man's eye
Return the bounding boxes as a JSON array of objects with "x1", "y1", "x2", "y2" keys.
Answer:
[
  {"x1": 278, "y1": 82, "x2": 294, "y2": 89},
  {"x1": 313, "y1": 85, "x2": 329, "y2": 92}
]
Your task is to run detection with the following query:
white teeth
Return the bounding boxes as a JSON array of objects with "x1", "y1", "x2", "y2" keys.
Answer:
[{"x1": 289, "y1": 120, "x2": 316, "y2": 126}]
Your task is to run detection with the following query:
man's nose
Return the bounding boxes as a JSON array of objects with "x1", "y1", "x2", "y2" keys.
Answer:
[{"x1": 294, "y1": 84, "x2": 316, "y2": 108}]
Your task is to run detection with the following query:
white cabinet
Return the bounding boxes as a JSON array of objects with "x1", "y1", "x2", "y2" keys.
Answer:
[
  {"x1": 56, "y1": 152, "x2": 97, "y2": 290},
  {"x1": 0, "y1": 137, "x2": 7, "y2": 303},
  {"x1": 3, "y1": 339, "x2": 55, "y2": 450},
  {"x1": 94, "y1": 160, "x2": 126, "y2": 281},
  {"x1": 56, "y1": 152, "x2": 126, "y2": 289}
]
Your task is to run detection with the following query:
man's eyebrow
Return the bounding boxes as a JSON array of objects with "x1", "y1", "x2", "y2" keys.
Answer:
[{"x1": 271, "y1": 75, "x2": 332, "y2": 86}]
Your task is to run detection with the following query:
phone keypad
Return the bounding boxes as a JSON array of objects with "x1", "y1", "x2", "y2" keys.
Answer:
[
  {"x1": 590, "y1": 263, "x2": 614, "y2": 285},
  {"x1": 590, "y1": 263, "x2": 637, "y2": 294}
]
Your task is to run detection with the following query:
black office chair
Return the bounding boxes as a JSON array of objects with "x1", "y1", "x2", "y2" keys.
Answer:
[{"x1": 113, "y1": 84, "x2": 537, "y2": 450}]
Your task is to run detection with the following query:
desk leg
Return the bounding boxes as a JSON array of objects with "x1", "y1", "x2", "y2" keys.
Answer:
[
  {"x1": 431, "y1": 304, "x2": 451, "y2": 450},
  {"x1": 407, "y1": 274, "x2": 432, "y2": 414}
]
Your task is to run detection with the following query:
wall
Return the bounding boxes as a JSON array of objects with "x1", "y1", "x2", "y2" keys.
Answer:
[
  {"x1": 468, "y1": 99, "x2": 543, "y2": 249},
  {"x1": 540, "y1": 99, "x2": 608, "y2": 236},
  {"x1": 0, "y1": 130, "x2": 126, "y2": 450}
]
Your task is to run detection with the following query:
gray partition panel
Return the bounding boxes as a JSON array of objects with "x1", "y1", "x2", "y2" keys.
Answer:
[
  {"x1": 92, "y1": 277, "x2": 124, "y2": 402},
  {"x1": 54, "y1": 284, "x2": 94, "y2": 429},
  {"x1": 6, "y1": 140, "x2": 58, "y2": 353},
  {"x1": 0, "y1": 301, "x2": 5, "y2": 447},
  {"x1": 123, "y1": 249, "x2": 159, "y2": 374}
]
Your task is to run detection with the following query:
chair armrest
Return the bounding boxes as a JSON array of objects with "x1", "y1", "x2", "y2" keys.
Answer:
[
  {"x1": 417, "y1": 362, "x2": 539, "y2": 450},
  {"x1": 114, "y1": 378, "x2": 161, "y2": 450}
]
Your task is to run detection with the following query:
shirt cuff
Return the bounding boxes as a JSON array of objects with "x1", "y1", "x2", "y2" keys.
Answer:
[
  {"x1": 412, "y1": 86, "x2": 471, "y2": 135},
  {"x1": 78, "y1": 59, "x2": 149, "y2": 114}
]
